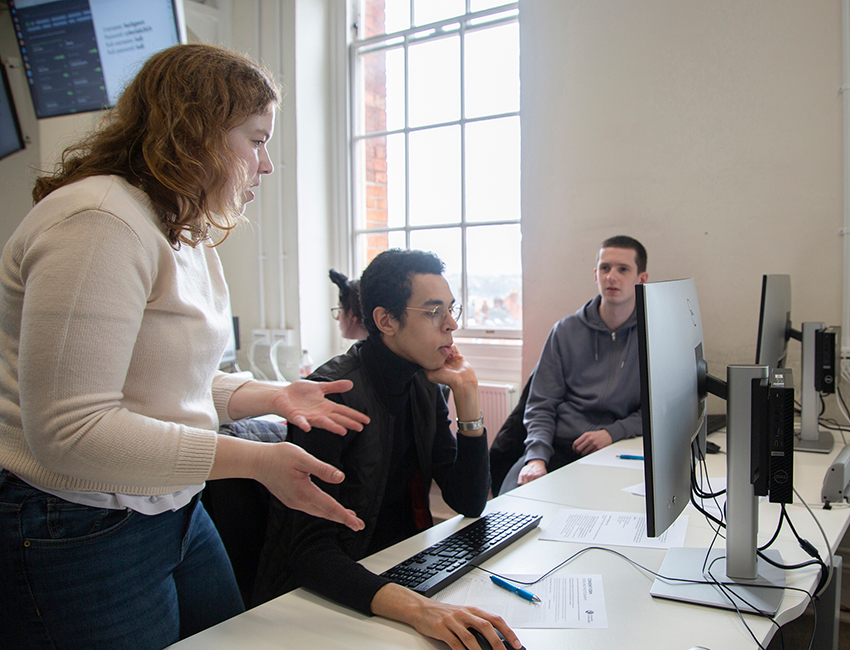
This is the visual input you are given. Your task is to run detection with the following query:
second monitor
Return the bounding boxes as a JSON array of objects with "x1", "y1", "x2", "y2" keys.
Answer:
[{"x1": 756, "y1": 273, "x2": 838, "y2": 453}]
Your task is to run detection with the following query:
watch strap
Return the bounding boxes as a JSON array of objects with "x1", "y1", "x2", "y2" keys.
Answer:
[{"x1": 456, "y1": 411, "x2": 484, "y2": 431}]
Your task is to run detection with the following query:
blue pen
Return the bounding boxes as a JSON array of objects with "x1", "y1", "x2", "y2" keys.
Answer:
[
  {"x1": 617, "y1": 454, "x2": 644, "y2": 460},
  {"x1": 490, "y1": 575, "x2": 541, "y2": 603}
]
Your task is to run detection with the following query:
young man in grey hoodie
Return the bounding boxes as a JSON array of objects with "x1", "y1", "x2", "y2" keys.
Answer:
[{"x1": 499, "y1": 236, "x2": 648, "y2": 493}]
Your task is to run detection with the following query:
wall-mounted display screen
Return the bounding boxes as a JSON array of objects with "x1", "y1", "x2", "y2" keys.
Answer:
[
  {"x1": 9, "y1": 0, "x2": 185, "y2": 119},
  {"x1": 0, "y1": 63, "x2": 26, "y2": 159}
]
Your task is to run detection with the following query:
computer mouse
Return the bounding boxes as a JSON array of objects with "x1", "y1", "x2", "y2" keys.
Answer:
[{"x1": 466, "y1": 627, "x2": 526, "y2": 650}]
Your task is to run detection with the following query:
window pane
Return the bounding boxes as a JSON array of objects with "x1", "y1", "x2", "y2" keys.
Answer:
[
  {"x1": 356, "y1": 230, "x2": 407, "y2": 270},
  {"x1": 363, "y1": 0, "x2": 410, "y2": 39},
  {"x1": 387, "y1": 230, "x2": 407, "y2": 250},
  {"x1": 385, "y1": 133, "x2": 406, "y2": 228},
  {"x1": 414, "y1": 0, "x2": 464, "y2": 26},
  {"x1": 358, "y1": 47, "x2": 404, "y2": 135},
  {"x1": 410, "y1": 227, "x2": 462, "y2": 303},
  {"x1": 409, "y1": 35, "x2": 460, "y2": 127},
  {"x1": 470, "y1": 0, "x2": 514, "y2": 11},
  {"x1": 465, "y1": 116, "x2": 520, "y2": 223},
  {"x1": 354, "y1": 136, "x2": 384, "y2": 230},
  {"x1": 409, "y1": 125, "x2": 460, "y2": 226},
  {"x1": 465, "y1": 22, "x2": 519, "y2": 119},
  {"x1": 466, "y1": 224, "x2": 522, "y2": 330}
]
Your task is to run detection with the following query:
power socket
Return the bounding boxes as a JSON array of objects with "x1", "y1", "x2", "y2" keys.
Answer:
[
  {"x1": 252, "y1": 328, "x2": 271, "y2": 345},
  {"x1": 271, "y1": 329, "x2": 295, "y2": 346}
]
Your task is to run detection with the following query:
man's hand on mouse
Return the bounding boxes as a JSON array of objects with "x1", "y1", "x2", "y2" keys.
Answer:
[{"x1": 370, "y1": 583, "x2": 523, "y2": 650}]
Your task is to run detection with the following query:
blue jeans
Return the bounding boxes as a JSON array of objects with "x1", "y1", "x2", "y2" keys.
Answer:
[{"x1": 0, "y1": 470, "x2": 244, "y2": 650}]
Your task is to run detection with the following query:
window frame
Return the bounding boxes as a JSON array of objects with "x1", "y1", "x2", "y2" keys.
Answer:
[{"x1": 348, "y1": 0, "x2": 521, "y2": 340}]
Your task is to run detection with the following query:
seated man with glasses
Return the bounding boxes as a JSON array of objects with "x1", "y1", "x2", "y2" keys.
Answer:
[{"x1": 253, "y1": 249, "x2": 521, "y2": 650}]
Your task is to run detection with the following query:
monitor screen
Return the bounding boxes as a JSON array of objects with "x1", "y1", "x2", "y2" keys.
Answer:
[
  {"x1": 0, "y1": 64, "x2": 26, "y2": 160},
  {"x1": 9, "y1": 0, "x2": 185, "y2": 119},
  {"x1": 755, "y1": 274, "x2": 791, "y2": 371},
  {"x1": 636, "y1": 278, "x2": 706, "y2": 538}
]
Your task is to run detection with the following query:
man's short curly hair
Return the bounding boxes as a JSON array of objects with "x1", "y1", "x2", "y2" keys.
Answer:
[{"x1": 359, "y1": 249, "x2": 445, "y2": 337}]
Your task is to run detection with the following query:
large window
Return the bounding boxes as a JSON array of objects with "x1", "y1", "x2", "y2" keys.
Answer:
[{"x1": 350, "y1": 0, "x2": 521, "y2": 336}]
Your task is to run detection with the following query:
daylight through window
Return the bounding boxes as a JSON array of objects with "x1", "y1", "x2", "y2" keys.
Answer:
[{"x1": 350, "y1": 0, "x2": 521, "y2": 336}]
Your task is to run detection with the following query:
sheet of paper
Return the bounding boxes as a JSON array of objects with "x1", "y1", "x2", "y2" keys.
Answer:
[
  {"x1": 434, "y1": 573, "x2": 607, "y2": 628},
  {"x1": 624, "y1": 478, "x2": 729, "y2": 519},
  {"x1": 575, "y1": 446, "x2": 646, "y2": 469},
  {"x1": 539, "y1": 508, "x2": 688, "y2": 549}
]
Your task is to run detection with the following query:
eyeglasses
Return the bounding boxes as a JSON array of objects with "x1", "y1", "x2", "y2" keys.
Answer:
[
  {"x1": 406, "y1": 304, "x2": 463, "y2": 328},
  {"x1": 330, "y1": 307, "x2": 342, "y2": 320}
]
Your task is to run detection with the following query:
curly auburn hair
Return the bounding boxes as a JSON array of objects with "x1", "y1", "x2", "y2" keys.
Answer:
[{"x1": 32, "y1": 43, "x2": 281, "y2": 248}]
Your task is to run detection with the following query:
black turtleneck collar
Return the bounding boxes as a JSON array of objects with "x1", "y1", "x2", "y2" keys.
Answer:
[{"x1": 363, "y1": 333, "x2": 422, "y2": 398}]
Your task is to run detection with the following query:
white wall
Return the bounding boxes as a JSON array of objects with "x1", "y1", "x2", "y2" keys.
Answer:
[
  {"x1": 520, "y1": 0, "x2": 844, "y2": 412},
  {"x1": 3, "y1": 1, "x2": 845, "y2": 395},
  {"x1": 216, "y1": 0, "x2": 343, "y2": 378}
]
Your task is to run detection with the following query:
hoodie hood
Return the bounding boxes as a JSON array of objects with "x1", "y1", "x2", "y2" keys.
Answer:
[
  {"x1": 576, "y1": 294, "x2": 638, "y2": 361},
  {"x1": 576, "y1": 294, "x2": 638, "y2": 332}
]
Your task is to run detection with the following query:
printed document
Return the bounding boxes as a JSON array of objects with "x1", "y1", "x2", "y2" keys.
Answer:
[
  {"x1": 539, "y1": 508, "x2": 688, "y2": 549},
  {"x1": 435, "y1": 573, "x2": 607, "y2": 629}
]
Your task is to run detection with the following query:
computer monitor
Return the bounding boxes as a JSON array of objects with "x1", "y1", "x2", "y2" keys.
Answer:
[
  {"x1": 9, "y1": 0, "x2": 186, "y2": 119},
  {"x1": 219, "y1": 287, "x2": 239, "y2": 368},
  {"x1": 637, "y1": 278, "x2": 787, "y2": 615},
  {"x1": 755, "y1": 274, "x2": 791, "y2": 371},
  {"x1": 755, "y1": 274, "x2": 834, "y2": 453},
  {"x1": 636, "y1": 278, "x2": 706, "y2": 538},
  {"x1": 0, "y1": 64, "x2": 25, "y2": 160}
]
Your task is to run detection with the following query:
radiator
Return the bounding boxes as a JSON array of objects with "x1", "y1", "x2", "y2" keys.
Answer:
[{"x1": 446, "y1": 382, "x2": 520, "y2": 447}]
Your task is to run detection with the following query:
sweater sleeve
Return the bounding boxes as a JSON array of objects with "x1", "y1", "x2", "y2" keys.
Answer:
[
  {"x1": 604, "y1": 409, "x2": 643, "y2": 442},
  {"x1": 212, "y1": 371, "x2": 253, "y2": 423},
  {"x1": 16, "y1": 210, "x2": 217, "y2": 489},
  {"x1": 522, "y1": 324, "x2": 569, "y2": 465}
]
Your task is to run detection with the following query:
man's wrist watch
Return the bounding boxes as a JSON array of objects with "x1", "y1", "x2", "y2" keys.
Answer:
[{"x1": 456, "y1": 411, "x2": 484, "y2": 431}]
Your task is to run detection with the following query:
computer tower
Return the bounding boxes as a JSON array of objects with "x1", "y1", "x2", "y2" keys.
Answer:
[
  {"x1": 814, "y1": 326, "x2": 839, "y2": 394},
  {"x1": 751, "y1": 369, "x2": 794, "y2": 504}
]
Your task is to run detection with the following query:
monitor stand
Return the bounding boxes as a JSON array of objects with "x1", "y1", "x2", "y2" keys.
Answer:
[
  {"x1": 651, "y1": 366, "x2": 785, "y2": 616},
  {"x1": 797, "y1": 322, "x2": 834, "y2": 454},
  {"x1": 650, "y1": 548, "x2": 785, "y2": 615}
]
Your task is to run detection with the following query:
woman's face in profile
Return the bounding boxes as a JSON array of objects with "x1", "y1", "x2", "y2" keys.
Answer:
[
  {"x1": 225, "y1": 104, "x2": 276, "y2": 211},
  {"x1": 338, "y1": 303, "x2": 366, "y2": 340}
]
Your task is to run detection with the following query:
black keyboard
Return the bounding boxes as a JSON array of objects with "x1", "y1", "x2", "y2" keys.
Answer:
[
  {"x1": 380, "y1": 511, "x2": 542, "y2": 597},
  {"x1": 707, "y1": 413, "x2": 727, "y2": 433}
]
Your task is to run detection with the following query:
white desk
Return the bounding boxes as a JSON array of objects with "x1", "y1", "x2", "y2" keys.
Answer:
[{"x1": 169, "y1": 433, "x2": 850, "y2": 650}]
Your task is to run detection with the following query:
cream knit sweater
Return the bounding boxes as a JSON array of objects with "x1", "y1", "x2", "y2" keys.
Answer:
[{"x1": 0, "y1": 175, "x2": 248, "y2": 495}]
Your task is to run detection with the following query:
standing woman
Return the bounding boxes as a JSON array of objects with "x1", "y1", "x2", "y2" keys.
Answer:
[{"x1": 0, "y1": 44, "x2": 368, "y2": 650}]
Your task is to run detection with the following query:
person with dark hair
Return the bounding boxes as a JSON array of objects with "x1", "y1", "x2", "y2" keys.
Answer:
[
  {"x1": 499, "y1": 235, "x2": 649, "y2": 493},
  {"x1": 329, "y1": 269, "x2": 368, "y2": 340},
  {"x1": 255, "y1": 249, "x2": 522, "y2": 650},
  {"x1": 0, "y1": 44, "x2": 370, "y2": 650}
]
